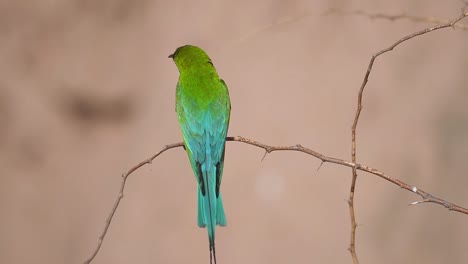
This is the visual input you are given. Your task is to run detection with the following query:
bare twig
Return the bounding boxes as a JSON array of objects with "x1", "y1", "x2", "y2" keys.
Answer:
[
  {"x1": 84, "y1": 136, "x2": 468, "y2": 264},
  {"x1": 346, "y1": 8, "x2": 468, "y2": 264},
  {"x1": 326, "y1": 8, "x2": 468, "y2": 30},
  {"x1": 83, "y1": 142, "x2": 184, "y2": 264}
]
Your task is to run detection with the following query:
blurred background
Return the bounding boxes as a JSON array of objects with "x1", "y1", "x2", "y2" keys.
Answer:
[{"x1": 1, "y1": 0, "x2": 467, "y2": 263}]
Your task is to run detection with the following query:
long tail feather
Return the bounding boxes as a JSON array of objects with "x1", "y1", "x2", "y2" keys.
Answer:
[
  {"x1": 197, "y1": 164, "x2": 226, "y2": 264},
  {"x1": 203, "y1": 166, "x2": 216, "y2": 247},
  {"x1": 211, "y1": 241, "x2": 217, "y2": 264}
]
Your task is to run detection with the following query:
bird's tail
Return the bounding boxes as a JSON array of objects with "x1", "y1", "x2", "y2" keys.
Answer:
[
  {"x1": 197, "y1": 167, "x2": 226, "y2": 264},
  {"x1": 197, "y1": 183, "x2": 227, "y2": 233}
]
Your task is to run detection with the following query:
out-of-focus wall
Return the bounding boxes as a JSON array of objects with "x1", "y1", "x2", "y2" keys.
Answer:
[{"x1": 1, "y1": 1, "x2": 467, "y2": 263}]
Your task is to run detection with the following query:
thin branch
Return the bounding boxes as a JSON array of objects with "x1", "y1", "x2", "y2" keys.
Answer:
[
  {"x1": 326, "y1": 8, "x2": 468, "y2": 30},
  {"x1": 346, "y1": 8, "x2": 468, "y2": 264},
  {"x1": 231, "y1": 136, "x2": 468, "y2": 214},
  {"x1": 83, "y1": 142, "x2": 184, "y2": 264},
  {"x1": 347, "y1": 169, "x2": 359, "y2": 263},
  {"x1": 84, "y1": 136, "x2": 468, "y2": 264}
]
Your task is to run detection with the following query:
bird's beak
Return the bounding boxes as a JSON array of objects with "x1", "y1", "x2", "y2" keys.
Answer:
[{"x1": 168, "y1": 53, "x2": 174, "y2": 59}]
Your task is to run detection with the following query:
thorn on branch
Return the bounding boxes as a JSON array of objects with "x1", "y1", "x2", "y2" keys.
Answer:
[{"x1": 316, "y1": 161, "x2": 324, "y2": 172}]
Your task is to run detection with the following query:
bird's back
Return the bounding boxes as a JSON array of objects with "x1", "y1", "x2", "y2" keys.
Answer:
[{"x1": 176, "y1": 72, "x2": 230, "y2": 166}]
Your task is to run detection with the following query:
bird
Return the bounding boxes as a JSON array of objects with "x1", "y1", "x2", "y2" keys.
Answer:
[{"x1": 169, "y1": 45, "x2": 231, "y2": 264}]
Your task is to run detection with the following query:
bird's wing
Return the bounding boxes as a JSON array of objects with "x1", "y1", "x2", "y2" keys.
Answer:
[
  {"x1": 176, "y1": 83, "x2": 206, "y2": 193},
  {"x1": 213, "y1": 79, "x2": 230, "y2": 197}
]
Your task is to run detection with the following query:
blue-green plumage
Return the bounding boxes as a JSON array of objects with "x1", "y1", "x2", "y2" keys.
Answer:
[{"x1": 170, "y1": 45, "x2": 230, "y2": 260}]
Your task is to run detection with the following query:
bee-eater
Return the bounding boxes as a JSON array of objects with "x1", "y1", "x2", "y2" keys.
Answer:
[{"x1": 169, "y1": 45, "x2": 231, "y2": 263}]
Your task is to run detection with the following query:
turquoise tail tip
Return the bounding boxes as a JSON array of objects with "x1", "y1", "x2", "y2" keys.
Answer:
[{"x1": 197, "y1": 188, "x2": 227, "y2": 228}]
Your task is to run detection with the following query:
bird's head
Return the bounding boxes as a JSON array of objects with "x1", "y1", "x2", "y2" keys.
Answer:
[{"x1": 169, "y1": 45, "x2": 215, "y2": 73}]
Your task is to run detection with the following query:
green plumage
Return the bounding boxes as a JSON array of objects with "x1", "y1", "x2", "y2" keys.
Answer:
[{"x1": 169, "y1": 45, "x2": 231, "y2": 260}]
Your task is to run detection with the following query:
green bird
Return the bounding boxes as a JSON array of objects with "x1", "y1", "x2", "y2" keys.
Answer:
[{"x1": 169, "y1": 45, "x2": 231, "y2": 263}]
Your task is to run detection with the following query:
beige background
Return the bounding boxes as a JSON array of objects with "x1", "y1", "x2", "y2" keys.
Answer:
[{"x1": 1, "y1": 1, "x2": 467, "y2": 263}]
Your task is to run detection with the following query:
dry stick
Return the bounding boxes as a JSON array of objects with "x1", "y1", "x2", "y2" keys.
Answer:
[
  {"x1": 326, "y1": 8, "x2": 468, "y2": 30},
  {"x1": 83, "y1": 142, "x2": 184, "y2": 264},
  {"x1": 346, "y1": 9, "x2": 468, "y2": 264},
  {"x1": 84, "y1": 136, "x2": 468, "y2": 264}
]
